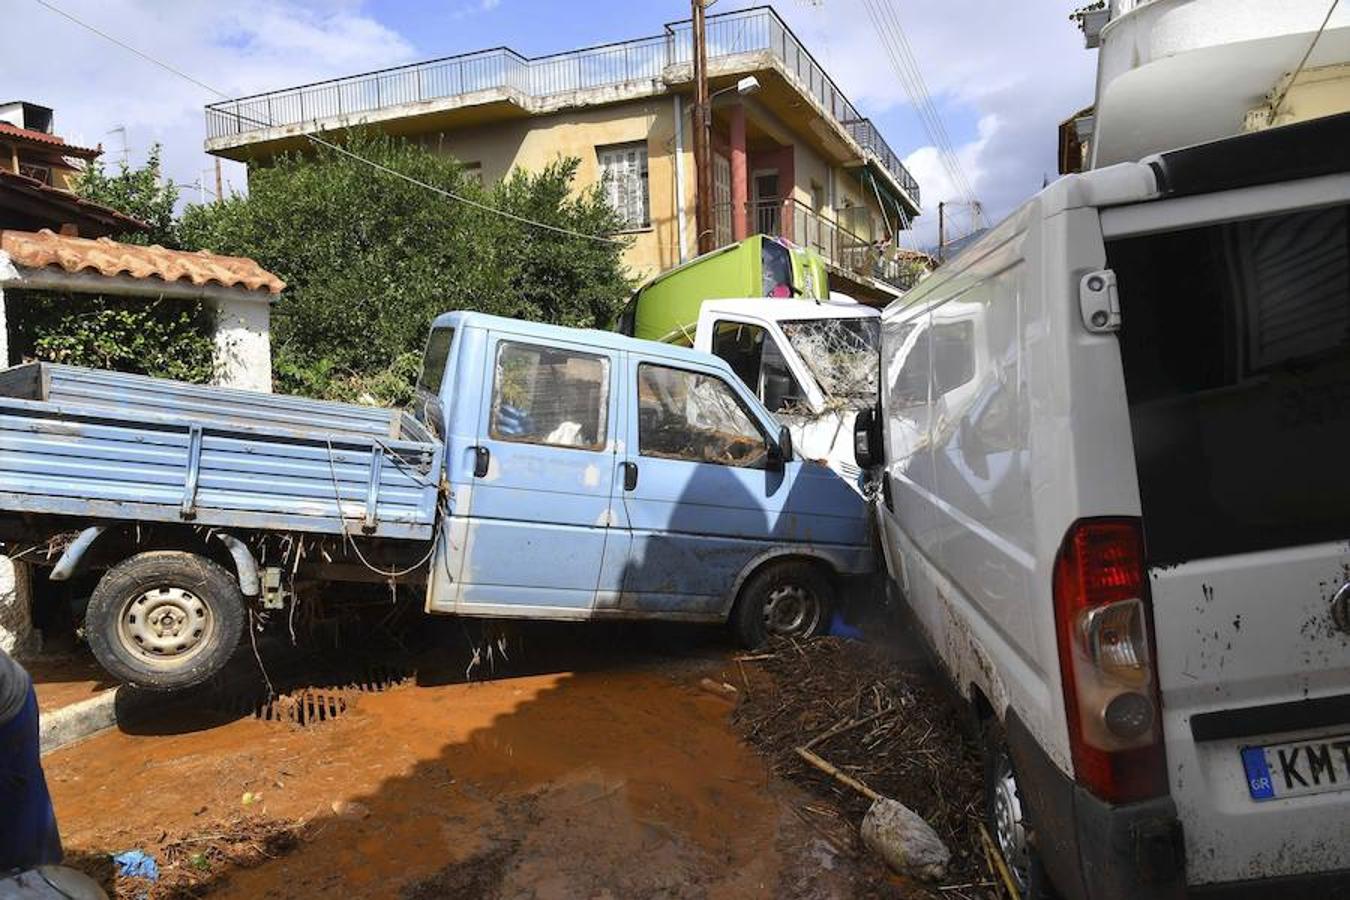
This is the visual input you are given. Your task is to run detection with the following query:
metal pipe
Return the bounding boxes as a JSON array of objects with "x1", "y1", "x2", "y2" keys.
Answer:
[{"x1": 49, "y1": 525, "x2": 107, "y2": 582}]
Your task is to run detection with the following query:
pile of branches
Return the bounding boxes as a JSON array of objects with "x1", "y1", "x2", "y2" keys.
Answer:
[{"x1": 731, "y1": 637, "x2": 996, "y2": 898}]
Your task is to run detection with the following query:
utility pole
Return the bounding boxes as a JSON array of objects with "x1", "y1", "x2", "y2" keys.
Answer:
[
  {"x1": 214, "y1": 158, "x2": 224, "y2": 204},
  {"x1": 691, "y1": 0, "x2": 714, "y2": 255},
  {"x1": 937, "y1": 201, "x2": 945, "y2": 263}
]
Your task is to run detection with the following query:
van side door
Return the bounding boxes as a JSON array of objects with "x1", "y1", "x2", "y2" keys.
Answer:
[{"x1": 452, "y1": 332, "x2": 621, "y2": 616}]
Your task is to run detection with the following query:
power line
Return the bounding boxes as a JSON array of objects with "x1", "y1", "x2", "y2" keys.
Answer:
[
  {"x1": 1268, "y1": 0, "x2": 1341, "y2": 124},
  {"x1": 32, "y1": 0, "x2": 624, "y2": 246},
  {"x1": 859, "y1": 0, "x2": 985, "y2": 231}
]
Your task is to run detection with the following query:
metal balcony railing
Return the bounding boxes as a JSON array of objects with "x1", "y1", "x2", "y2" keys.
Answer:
[
  {"x1": 205, "y1": 6, "x2": 918, "y2": 208},
  {"x1": 719, "y1": 197, "x2": 922, "y2": 291}
]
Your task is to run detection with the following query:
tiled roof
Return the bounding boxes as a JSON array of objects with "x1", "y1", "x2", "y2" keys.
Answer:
[
  {"x1": 0, "y1": 168, "x2": 150, "y2": 237},
  {"x1": 0, "y1": 122, "x2": 100, "y2": 159},
  {"x1": 0, "y1": 229, "x2": 285, "y2": 295}
]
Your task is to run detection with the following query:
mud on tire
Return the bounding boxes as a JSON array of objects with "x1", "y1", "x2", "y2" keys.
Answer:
[
  {"x1": 731, "y1": 559, "x2": 833, "y2": 648},
  {"x1": 85, "y1": 551, "x2": 246, "y2": 691}
]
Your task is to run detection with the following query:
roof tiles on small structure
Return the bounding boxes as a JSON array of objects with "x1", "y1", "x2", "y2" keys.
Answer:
[
  {"x1": 0, "y1": 122, "x2": 101, "y2": 158},
  {"x1": 0, "y1": 229, "x2": 285, "y2": 295}
]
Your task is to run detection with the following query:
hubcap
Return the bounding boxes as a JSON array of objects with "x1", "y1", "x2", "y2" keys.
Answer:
[
  {"x1": 992, "y1": 751, "x2": 1031, "y2": 893},
  {"x1": 118, "y1": 586, "x2": 214, "y2": 666},
  {"x1": 762, "y1": 583, "x2": 822, "y2": 636}
]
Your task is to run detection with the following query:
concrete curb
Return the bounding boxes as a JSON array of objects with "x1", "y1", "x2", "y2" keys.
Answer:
[{"x1": 39, "y1": 688, "x2": 120, "y2": 754}]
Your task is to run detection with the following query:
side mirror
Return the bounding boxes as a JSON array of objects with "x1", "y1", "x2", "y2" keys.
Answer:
[
  {"x1": 767, "y1": 425, "x2": 793, "y2": 471},
  {"x1": 853, "y1": 405, "x2": 884, "y2": 468}
]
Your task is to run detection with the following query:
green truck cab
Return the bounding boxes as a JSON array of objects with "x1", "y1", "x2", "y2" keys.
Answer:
[{"x1": 618, "y1": 235, "x2": 830, "y2": 343}]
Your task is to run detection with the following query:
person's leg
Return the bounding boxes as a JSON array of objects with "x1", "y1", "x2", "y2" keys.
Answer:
[{"x1": 0, "y1": 653, "x2": 63, "y2": 872}]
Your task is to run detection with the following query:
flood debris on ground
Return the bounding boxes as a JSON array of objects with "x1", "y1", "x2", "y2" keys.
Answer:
[
  {"x1": 68, "y1": 815, "x2": 306, "y2": 900},
  {"x1": 729, "y1": 636, "x2": 999, "y2": 899}
]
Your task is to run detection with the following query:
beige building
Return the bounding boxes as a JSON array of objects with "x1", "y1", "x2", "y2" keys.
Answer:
[{"x1": 204, "y1": 7, "x2": 921, "y2": 301}]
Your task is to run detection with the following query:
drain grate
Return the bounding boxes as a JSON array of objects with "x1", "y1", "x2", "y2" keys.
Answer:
[
  {"x1": 201, "y1": 663, "x2": 413, "y2": 728},
  {"x1": 257, "y1": 690, "x2": 348, "y2": 726}
]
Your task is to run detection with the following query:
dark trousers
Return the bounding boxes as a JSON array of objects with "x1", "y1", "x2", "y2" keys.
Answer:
[{"x1": 0, "y1": 688, "x2": 62, "y2": 873}]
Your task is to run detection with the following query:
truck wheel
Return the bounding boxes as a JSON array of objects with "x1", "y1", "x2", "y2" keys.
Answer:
[
  {"x1": 731, "y1": 560, "x2": 833, "y2": 648},
  {"x1": 85, "y1": 551, "x2": 245, "y2": 691},
  {"x1": 983, "y1": 721, "x2": 1060, "y2": 900}
]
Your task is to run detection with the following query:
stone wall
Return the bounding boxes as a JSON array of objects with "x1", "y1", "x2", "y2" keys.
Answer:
[{"x1": 0, "y1": 557, "x2": 34, "y2": 657}]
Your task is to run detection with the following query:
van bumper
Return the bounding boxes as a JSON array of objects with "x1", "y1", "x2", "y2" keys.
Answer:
[
  {"x1": 1188, "y1": 869, "x2": 1350, "y2": 899},
  {"x1": 1006, "y1": 712, "x2": 1186, "y2": 900}
]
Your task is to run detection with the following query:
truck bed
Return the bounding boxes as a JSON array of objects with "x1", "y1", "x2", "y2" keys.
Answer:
[{"x1": 0, "y1": 364, "x2": 442, "y2": 541}]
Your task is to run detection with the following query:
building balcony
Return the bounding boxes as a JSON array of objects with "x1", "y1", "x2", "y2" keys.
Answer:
[
  {"x1": 203, "y1": 6, "x2": 919, "y2": 214},
  {"x1": 719, "y1": 197, "x2": 923, "y2": 293}
]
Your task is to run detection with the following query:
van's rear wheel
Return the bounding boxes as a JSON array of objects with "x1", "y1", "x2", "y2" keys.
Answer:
[
  {"x1": 86, "y1": 551, "x2": 245, "y2": 691},
  {"x1": 731, "y1": 560, "x2": 832, "y2": 648},
  {"x1": 982, "y1": 721, "x2": 1059, "y2": 900}
]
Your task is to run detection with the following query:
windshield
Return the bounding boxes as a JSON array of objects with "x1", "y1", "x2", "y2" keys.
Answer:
[{"x1": 780, "y1": 317, "x2": 880, "y2": 404}]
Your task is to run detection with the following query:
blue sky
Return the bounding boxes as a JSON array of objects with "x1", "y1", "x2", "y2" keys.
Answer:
[{"x1": 4, "y1": 0, "x2": 1097, "y2": 247}]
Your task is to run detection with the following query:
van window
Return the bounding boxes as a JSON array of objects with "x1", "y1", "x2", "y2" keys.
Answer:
[
  {"x1": 1108, "y1": 202, "x2": 1350, "y2": 564},
  {"x1": 416, "y1": 327, "x2": 455, "y2": 394},
  {"x1": 637, "y1": 364, "x2": 767, "y2": 468},
  {"x1": 489, "y1": 341, "x2": 609, "y2": 451},
  {"x1": 781, "y1": 317, "x2": 880, "y2": 405},
  {"x1": 710, "y1": 320, "x2": 805, "y2": 413},
  {"x1": 761, "y1": 239, "x2": 793, "y2": 297}
]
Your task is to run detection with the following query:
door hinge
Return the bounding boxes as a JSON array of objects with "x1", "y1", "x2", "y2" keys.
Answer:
[{"x1": 1079, "y1": 268, "x2": 1121, "y2": 333}]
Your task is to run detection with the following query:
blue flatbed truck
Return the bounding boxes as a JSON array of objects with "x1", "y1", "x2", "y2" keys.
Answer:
[{"x1": 0, "y1": 312, "x2": 872, "y2": 690}]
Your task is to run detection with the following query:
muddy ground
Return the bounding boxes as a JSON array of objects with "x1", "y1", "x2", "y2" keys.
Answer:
[{"x1": 42, "y1": 622, "x2": 995, "y2": 899}]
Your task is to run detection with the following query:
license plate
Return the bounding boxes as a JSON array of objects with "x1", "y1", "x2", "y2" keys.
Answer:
[{"x1": 1242, "y1": 733, "x2": 1350, "y2": 801}]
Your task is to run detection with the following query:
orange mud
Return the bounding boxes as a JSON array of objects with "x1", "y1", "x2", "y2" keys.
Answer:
[{"x1": 45, "y1": 658, "x2": 880, "y2": 898}]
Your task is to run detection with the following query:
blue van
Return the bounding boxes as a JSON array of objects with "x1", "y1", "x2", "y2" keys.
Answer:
[{"x1": 415, "y1": 311, "x2": 873, "y2": 645}]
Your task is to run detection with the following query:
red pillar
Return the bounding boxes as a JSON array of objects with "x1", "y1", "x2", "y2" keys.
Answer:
[{"x1": 729, "y1": 103, "x2": 748, "y2": 241}]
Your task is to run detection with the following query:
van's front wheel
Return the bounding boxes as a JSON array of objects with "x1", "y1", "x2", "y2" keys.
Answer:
[
  {"x1": 731, "y1": 560, "x2": 833, "y2": 648},
  {"x1": 86, "y1": 551, "x2": 246, "y2": 691}
]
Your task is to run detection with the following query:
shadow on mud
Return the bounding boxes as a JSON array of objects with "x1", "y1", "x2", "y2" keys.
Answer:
[{"x1": 113, "y1": 616, "x2": 735, "y2": 738}]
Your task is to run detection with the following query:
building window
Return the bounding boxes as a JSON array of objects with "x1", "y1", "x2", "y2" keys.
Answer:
[
  {"x1": 18, "y1": 162, "x2": 51, "y2": 185},
  {"x1": 597, "y1": 142, "x2": 650, "y2": 230},
  {"x1": 714, "y1": 153, "x2": 732, "y2": 246}
]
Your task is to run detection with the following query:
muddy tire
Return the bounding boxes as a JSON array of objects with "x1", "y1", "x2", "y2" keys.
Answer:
[
  {"x1": 731, "y1": 560, "x2": 833, "y2": 648},
  {"x1": 982, "y1": 720, "x2": 1060, "y2": 900},
  {"x1": 86, "y1": 551, "x2": 246, "y2": 691}
]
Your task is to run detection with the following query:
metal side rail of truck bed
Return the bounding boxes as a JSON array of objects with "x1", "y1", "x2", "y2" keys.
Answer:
[{"x1": 0, "y1": 363, "x2": 443, "y2": 541}]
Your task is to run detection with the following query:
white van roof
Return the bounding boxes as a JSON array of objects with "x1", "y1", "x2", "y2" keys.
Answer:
[{"x1": 700, "y1": 296, "x2": 880, "y2": 322}]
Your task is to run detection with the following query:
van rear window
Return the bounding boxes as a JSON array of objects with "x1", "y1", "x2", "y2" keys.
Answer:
[{"x1": 1108, "y1": 202, "x2": 1350, "y2": 565}]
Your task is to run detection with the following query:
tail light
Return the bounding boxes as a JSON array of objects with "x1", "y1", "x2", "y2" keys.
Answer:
[{"x1": 1053, "y1": 518, "x2": 1168, "y2": 804}]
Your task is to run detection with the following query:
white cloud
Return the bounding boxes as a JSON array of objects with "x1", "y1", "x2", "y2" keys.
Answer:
[
  {"x1": 3, "y1": 0, "x2": 415, "y2": 208},
  {"x1": 737, "y1": 0, "x2": 1098, "y2": 249},
  {"x1": 451, "y1": 0, "x2": 502, "y2": 21}
]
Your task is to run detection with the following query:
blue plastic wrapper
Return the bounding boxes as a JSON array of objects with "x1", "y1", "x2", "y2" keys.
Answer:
[{"x1": 114, "y1": 850, "x2": 160, "y2": 881}]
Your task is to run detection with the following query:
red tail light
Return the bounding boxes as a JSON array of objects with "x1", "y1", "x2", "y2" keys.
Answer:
[{"x1": 1053, "y1": 518, "x2": 1168, "y2": 804}]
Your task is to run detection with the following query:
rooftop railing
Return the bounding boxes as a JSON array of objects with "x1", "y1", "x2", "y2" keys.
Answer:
[{"x1": 205, "y1": 6, "x2": 918, "y2": 208}]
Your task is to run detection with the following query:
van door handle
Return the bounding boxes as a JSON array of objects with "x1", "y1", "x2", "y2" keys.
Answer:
[
  {"x1": 621, "y1": 462, "x2": 638, "y2": 491},
  {"x1": 472, "y1": 446, "x2": 490, "y2": 478}
]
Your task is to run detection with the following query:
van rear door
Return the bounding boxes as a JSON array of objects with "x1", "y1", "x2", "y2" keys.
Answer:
[{"x1": 1106, "y1": 193, "x2": 1350, "y2": 887}]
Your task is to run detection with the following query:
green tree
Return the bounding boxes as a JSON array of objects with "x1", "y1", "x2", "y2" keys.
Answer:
[
  {"x1": 74, "y1": 144, "x2": 180, "y2": 247},
  {"x1": 179, "y1": 131, "x2": 632, "y2": 402}
]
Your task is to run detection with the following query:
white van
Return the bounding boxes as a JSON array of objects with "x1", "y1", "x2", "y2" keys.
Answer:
[{"x1": 856, "y1": 113, "x2": 1350, "y2": 898}]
